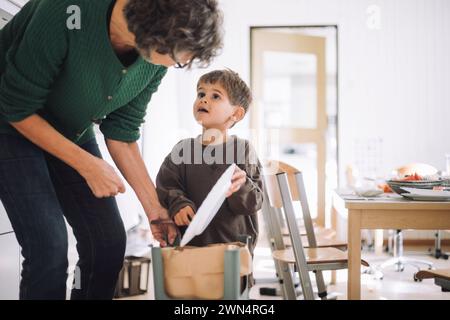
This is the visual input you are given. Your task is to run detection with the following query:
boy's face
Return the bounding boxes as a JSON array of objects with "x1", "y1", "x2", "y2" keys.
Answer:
[{"x1": 193, "y1": 82, "x2": 241, "y2": 130}]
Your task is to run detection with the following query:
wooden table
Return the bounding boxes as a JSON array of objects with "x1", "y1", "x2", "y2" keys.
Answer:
[{"x1": 332, "y1": 192, "x2": 450, "y2": 300}]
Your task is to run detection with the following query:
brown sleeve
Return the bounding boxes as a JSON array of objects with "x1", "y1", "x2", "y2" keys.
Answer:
[
  {"x1": 156, "y1": 153, "x2": 197, "y2": 218},
  {"x1": 226, "y1": 142, "x2": 264, "y2": 215}
]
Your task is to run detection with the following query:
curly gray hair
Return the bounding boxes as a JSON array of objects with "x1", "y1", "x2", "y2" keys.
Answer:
[{"x1": 124, "y1": 0, "x2": 223, "y2": 68}]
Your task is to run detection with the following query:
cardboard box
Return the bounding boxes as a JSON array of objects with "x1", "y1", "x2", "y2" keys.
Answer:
[{"x1": 161, "y1": 242, "x2": 252, "y2": 299}]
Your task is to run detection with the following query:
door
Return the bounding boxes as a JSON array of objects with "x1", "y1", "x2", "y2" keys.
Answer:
[{"x1": 251, "y1": 29, "x2": 328, "y2": 226}]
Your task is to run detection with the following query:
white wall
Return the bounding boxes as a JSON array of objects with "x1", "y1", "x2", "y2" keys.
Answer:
[
  {"x1": 155, "y1": 0, "x2": 450, "y2": 181},
  {"x1": 153, "y1": 0, "x2": 450, "y2": 177},
  {"x1": 142, "y1": 0, "x2": 450, "y2": 240}
]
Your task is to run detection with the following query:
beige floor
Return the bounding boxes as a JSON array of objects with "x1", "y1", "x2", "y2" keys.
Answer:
[
  {"x1": 117, "y1": 244, "x2": 450, "y2": 300},
  {"x1": 250, "y1": 245, "x2": 450, "y2": 300}
]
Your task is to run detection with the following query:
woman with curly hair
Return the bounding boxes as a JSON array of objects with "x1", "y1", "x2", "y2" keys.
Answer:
[{"x1": 0, "y1": 0, "x2": 223, "y2": 299}]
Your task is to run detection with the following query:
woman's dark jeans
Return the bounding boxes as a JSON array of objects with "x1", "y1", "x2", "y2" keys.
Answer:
[{"x1": 0, "y1": 134, "x2": 126, "y2": 300}]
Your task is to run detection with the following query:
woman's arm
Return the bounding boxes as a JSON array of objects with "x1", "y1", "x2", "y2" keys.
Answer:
[
  {"x1": 10, "y1": 114, "x2": 126, "y2": 198},
  {"x1": 105, "y1": 138, "x2": 178, "y2": 246}
]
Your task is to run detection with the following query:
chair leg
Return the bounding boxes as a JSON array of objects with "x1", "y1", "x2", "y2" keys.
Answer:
[
  {"x1": 398, "y1": 258, "x2": 434, "y2": 271},
  {"x1": 261, "y1": 190, "x2": 299, "y2": 300},
  {"x1": 294, "y1": 172, "x2": 329, "y2": 299},
  {"x1": 223, "y1": 249, "x2": 241, "y2": 300},
  {"x1": 314, "y1": 270, "x2": 328, "y2": 299},
  {"x1": 380, "y1": 257, "x2": 406, "y2": 272},
  {"x1": 280, "y1": 262, "x2": 300, "y2": 299},
  {"x1": 277, "y1": 173, "x2": 315, "y2": 300},
  {"x1": 151, "y1": 247, "x2": 171, "y2": 300},
  {"x1": 429, "y1": 231, "x2": 449, "y2": 260}
]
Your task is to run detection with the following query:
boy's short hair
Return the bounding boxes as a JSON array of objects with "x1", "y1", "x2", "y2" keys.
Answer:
[{"x1": 197, "y1": 69, "x2": 252, "y2": 112}]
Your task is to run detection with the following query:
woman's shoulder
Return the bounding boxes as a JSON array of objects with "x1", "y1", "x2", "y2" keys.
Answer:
[
  {"x1": 11, "y1": 0, "x2": 91, "y2": 30},
  {"x1": 27, "y1": 0, "x2": 110, "y2": 25}
]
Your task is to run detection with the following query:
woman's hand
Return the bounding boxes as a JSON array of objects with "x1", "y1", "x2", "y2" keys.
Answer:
[
  {"x1": 173, "y1": 206, "x2": 195, "y2": 226},
  {"x1": 149, "y1": 206, "x2": 179, "y2": 247},
  {"x1": 225, "y1": 166, "x2": 247, "y2": 197},
  {"x1": 79, "y1": 156, "x2": 126, "y2": 198}
]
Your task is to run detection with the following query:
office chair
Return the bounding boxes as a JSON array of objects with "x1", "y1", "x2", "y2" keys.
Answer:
[
  {"x1": 377, "y1": 164, "x2": 437, "y2": 276},
  {"x1": 378, "y1": 229, "x2": 433, "y2": 274},
  {"x1": 429, "y1": 230, "x2": 449, "y2": 260}
]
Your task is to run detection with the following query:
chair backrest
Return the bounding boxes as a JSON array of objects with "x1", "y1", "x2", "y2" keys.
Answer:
[
  {"x1": 263, "y1": 160, "x2": 300, "y2": 208},
  {"x1": 263, "y1": 160, "x2": 318, "y2": 248}
]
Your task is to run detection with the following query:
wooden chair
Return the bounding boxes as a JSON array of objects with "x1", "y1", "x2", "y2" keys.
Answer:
[
  {"x1": 283, "y1": 234, "x2": 347, "y2": 250},
  {"x1": 281, "y1": 225, "x2": 337, "y2": 238},
  {"x1": 262, "y1": 160, "x2": 369, "y2": 300},
  {"x1": 265, "y1": 161, "x2": 346, "y2": 249},
  {"x1": 414, "y1": 269, "x2": 450, "y2": 292}
]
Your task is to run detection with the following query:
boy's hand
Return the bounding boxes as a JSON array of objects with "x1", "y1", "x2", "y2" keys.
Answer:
[
  {"x1": 226, "y1": 166, "x2": 247, "y2": 197},
  {"x1": 174, "y1": 206, "x2": 196, "y2": 226}
]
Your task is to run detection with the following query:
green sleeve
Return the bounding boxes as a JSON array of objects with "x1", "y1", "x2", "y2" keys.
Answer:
[
  {"x1": 100, "y1": 67, "x2": 168, "y2": 142},
  {"x1": 0, "y1": 0, "x2": 68, "y2": 122}
]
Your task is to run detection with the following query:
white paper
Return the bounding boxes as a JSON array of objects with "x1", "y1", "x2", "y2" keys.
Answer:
[{"x1": 180, "y1": 164, "x2": 236, "y2": 247}]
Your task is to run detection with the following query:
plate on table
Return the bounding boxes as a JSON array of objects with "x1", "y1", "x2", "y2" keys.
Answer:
[
  {"x1": 180, "y1": 164, "x2": 236, "y2": 247},
  {"x1": 401, "y1": 194, "x2": 450, "y2": 201},
  {"x1": 400, "y1": 187, "x2": 450, "y2": 201},
  {"x1": 386, "y1": 179, "x2": 443, "y2": 195}
]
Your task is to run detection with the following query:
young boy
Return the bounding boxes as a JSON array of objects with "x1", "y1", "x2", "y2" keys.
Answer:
[{"x1": 155, "y1": 69, "x2": 263, "y2": 254}]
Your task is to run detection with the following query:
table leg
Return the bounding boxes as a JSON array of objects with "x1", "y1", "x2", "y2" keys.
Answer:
[{"x1": 348, "y1": 209, "x2": 362, "y2": 300}]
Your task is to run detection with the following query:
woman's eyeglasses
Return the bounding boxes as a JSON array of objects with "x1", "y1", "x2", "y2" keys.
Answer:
[
  {"x1": 171, "y1": 52, "x2": 191, "y2": 69},
  {"x1": 174, "y1": 62, "x2": 189, "y2": 69}
]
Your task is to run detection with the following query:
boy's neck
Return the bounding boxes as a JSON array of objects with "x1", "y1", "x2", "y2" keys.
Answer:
[{"x1": 201, "y1": 128, "x2": 230, "y2": 145}]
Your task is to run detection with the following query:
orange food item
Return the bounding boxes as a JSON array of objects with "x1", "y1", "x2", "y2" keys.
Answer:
[
  {"x1": 378, "y1": 183, "x2": 393, "y2": 193},
  {"x1": 402, "y1": 173, "x2": 423, "y2": 181}
]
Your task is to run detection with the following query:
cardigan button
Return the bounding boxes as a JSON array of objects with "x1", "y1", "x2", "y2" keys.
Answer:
[
  {"x1": 122, "y1": 69, "x2": 127, "y2": 74},
  {"x1": 107, "y1": 95, "x2": 113, "y2": 101}
]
